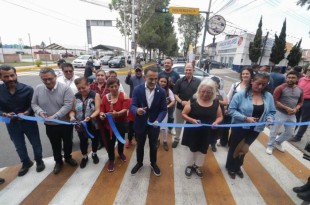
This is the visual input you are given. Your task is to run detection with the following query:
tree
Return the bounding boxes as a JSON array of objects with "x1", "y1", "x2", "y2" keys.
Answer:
[
  {"x1": 178, "y1": 14, "x2": 204, "y2": 57},
  {"x1": 249, "y1": 16, "x2": 263, "y2": 65},
  {"x1": 297, "y1": 0, "x2": 310, "y2": 10},
  {"x1": 269, "y1": 19, "x2": 287, "y2": 65},
  {"x1": 287, "y1": 39, "x2": 302, "y2": 67}
]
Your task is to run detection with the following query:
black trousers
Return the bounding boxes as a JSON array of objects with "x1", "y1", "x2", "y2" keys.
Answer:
[
  {"x1": 128, "y1": 121, "x2": 134, "y2": 141},
  {"x1": 225, "y1": 127, "x2": 259, "y2": 172},
  {"x1": 220, "y1": 115, "x2": 232, "y2": 146},
  {"x1": 136, "y1": 126, "x2": 160, "y2": 165},
  {"x1": 105, "y1": 126, "x2": 125, "y2": 161},
  {"x1": 45, "y1": 124, "x2": 73, "y2": 163},
  {"x1": 78, "y1": 130, "x2": 99, "y2": 155}
]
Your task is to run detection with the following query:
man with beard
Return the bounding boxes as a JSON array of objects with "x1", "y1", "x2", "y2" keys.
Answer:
[
  {"x1": 266, "y1": 71, "x2": 303, "y2": 155},
  {"x1": 0, "y1": 65, "x2": 45, "y2": 176},
  {"x1": 158, "y1": 57, "x2": 180, "y2": 136}
]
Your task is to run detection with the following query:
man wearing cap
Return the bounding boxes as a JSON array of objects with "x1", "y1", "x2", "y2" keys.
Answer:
[
  {"x1": 125, "y1": 64, "x2": 145, "y2": 98},
  {"x1": 57, "y1": 63, "x2": 79, "y2": 94}
]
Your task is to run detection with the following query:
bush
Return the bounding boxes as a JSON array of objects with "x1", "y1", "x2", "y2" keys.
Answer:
[{"x1": 35, "y1": 60, "x2": 42, "y2": 67}]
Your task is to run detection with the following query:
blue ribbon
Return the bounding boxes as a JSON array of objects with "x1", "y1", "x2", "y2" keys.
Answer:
[
  {"x1": 106, "y1": 113, "x2": 126, "y2": 144},
  {"x1": 81, "y1": 121, "x2": 94, "y2": 139},
  {"x1": 0, "y1": 116, "x2": 11, "y2": 124},
  {"x1": 149, "y1": 120, "x2": 310, "y2": 128}
]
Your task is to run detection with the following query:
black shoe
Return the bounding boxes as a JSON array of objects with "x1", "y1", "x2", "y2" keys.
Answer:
[
  {"x1": 92, "y1": 153, "x2": 99, "y2": 164},
  {"x1": 151, "y1": 163, "x2": 161, "y2": 176},
  {"x1": 293, "y1": 177, "x2": 310, "y2": 193},
  {"x1": 172, "y1": 141, "x2": 179, "y2": 148},
  {"x1": 0, "y1": 178, "x2": 5, "y2": 185},
  {"x1": 53, "y1": 163, "x2": 63, "y2": 175},
  {"x1": 18, "y1": 161, "x2": 34, "y2": 177},
  {"x1": 236, "y1": 170, "x2": 244, "y2": 178},
  {"x1": 289, "y1": 137, "x2": 301, "y2": 142},
  {"x1": 36, "y1": 160, "x2": 45, "y2": 172},
  {"x1": 131, "y1": 163, "x2": 143, "y2": 176},
  {"x1": 297, "y1": 190, "x2": 310, "y2": 202},
  {"x1": 65, "y1": 158, "x2": 78, "y2": 167},
  {"x1": 228, "y1": 170, "x2": 236, "y2": 179},
  {"x1": 193, "y1": 164, "x2": 203, "y2": 178},
  {"x1": 211, "y1": 145, "x2": 217, "y2": 152},
  {"x1": 185, "y1": 166, "x2": 193, "y2": 179},
  {"x1": 80, "y1": 157, "x2": 88, "y2": 168}
]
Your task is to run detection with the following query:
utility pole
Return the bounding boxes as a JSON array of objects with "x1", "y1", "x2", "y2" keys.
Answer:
[
  {"x1": 131, "y1": 0, "x2": 136, "y2": 68},
  {"x1": 258, "y1": 31, "x2": 269, "y2": 66},
  {"x1": 28, "y1": 33, "x2": 34, "y2": 65},
  {"x1": 198, "y1": 0, "x2": 212, "y2": 69}
]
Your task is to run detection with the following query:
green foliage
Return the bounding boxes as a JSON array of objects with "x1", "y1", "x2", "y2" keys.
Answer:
[
  {"x1": 35, "y1": 60, "x2": 42, "y2": 67},
  {"x1": 297, "y1": 0, "x2": 310, "y2": 10},
  {"x1": 178, "y1": 14, "x2": 204, "y2": 56},
  {"x1": 249, "y1": 16, "x2": 263, "y2": 64},
  {"x1": 287, "y1": 39, "x2": 302, "y2": 67},
  {"x1": 269, "y1": 19, "x2": 287, "y2": 65}
]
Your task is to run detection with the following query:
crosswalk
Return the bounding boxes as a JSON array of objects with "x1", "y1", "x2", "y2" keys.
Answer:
[
  {"x1": 0, "y1": 130, "x2": 309, "y2": 205},
  {"x1": 16, "y1": 69, "x2": 86, "y2": 77}
]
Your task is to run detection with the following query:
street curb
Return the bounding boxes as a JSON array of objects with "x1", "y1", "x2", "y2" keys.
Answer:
[
  {"x1": 16, "y1": 65, "x2": 58, "y2": 73},
  {"x1": 15, "y1": 63, "x2": 156, "y2": 74},
  {"x1": 114, "y1": 63, "x2": 156, "y2": 75}
]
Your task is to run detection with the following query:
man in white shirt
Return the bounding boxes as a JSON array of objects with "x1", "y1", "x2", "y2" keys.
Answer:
[{"x1": 57, "y1": 63, "x2": 79, "y2": 95}]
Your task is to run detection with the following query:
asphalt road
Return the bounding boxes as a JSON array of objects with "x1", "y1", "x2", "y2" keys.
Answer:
[{"x1": 1, "y1": 67, "x2": 307, "y2": 168}]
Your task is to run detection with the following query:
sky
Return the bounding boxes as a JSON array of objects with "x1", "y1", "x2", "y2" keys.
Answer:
[{"x1": 1, "y1": 0, "x2": 310, "y2": 51}]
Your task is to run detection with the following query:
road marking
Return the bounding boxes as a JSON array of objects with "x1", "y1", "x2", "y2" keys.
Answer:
[{"x1": 224, "y1": 75, "x2": 239, "y2": 82}]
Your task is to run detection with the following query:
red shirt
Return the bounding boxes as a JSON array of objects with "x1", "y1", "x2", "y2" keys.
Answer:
[
  {"x1": 299, "y1": 77, "x2": 310, "y2": 100},
  {"x1": 101, "y1": 92, "x2": 130, "y2": 131},
  {"x1": 90, "y1": 82, "x2": 109, "y2": 98}
]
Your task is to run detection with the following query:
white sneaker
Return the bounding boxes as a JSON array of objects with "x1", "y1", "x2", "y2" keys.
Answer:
[
  {"x1": 170, "y1": 128, "x2": 176, "y2": 135},
  {"x1": 266, "y1": 147, "x2": 273, "y2": 155},
  {"x1": 275, "y1": 143, "x2": 285, "y2": 153}
]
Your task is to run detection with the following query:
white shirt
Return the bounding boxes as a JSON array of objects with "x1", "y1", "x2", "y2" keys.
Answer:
[
  {"x1": 57, "y1": 75, "x2": 79, "y2": 94},
  {"x1": 145, "y1": 83, "x2": 155, "y2": 108}
]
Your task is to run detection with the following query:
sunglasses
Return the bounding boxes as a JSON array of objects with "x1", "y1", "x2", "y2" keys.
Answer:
[
  {"x1": 41, "y1": 77, "x2": 55, "y2": 82},
  {"x1": 64, "y1": 70, "x2": 73, "y2": 73}
]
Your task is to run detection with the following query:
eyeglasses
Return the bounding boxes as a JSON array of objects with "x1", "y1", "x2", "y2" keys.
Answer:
[
  {"x1": 41, "y1": 77, "x2": 55, "y2": 82},
  {"x1": 64, "y1": 70, "x2": 73, "y2": 73},
  {"x1": 148, "y1": 78, "x2": 158, "y2": 82}
]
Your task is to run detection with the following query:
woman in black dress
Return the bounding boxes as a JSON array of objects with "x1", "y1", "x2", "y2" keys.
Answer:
[{"x1": 181, "y1": 79, "x2": 223, "y2": 179}]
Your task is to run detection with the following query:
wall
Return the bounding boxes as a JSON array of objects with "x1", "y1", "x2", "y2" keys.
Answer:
[{"x1": 3, "y1": 54, "x2": 21, "y2": 63}]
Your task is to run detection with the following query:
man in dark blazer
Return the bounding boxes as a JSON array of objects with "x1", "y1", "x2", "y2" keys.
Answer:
[{"x1": 130, "y1": 67, "x2": 167, "y2": 176}]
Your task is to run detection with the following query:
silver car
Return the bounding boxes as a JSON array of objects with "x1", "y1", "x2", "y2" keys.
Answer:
[{"x1": 172, "y1": 63, "x2": 224, "y2": 89}]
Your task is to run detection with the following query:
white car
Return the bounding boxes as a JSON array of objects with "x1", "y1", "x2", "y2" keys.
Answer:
[
  {"x1": 172, "y1": 63, "x2": 224, "y2": 89},
  {"x1": 72, "y1": 55, "x2": 92, "y2": 68}
]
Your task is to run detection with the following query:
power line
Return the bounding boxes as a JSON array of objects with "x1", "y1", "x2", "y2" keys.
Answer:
[
  {"x1": 214, "y1": 0, "x2": 236, "y2": 15},
  {"x1": 225, "y1": 0, "x2": 258, "y2": 15}
]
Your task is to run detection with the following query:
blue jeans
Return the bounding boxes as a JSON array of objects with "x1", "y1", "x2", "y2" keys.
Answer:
[
  {"x1": 268, "y1": 111, "x2": 296, "y2": 147},
  {"x1": 6, "y1": 120, "x2": 43, "y2": 164}
]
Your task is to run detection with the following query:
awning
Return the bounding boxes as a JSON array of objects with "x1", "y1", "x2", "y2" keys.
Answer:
[
  {"x1": 45, "y1": 43, "x2": 71, "y2": 50},
  {"x1": 91, "y1": 44, "x2": 125, "y2": 51}
]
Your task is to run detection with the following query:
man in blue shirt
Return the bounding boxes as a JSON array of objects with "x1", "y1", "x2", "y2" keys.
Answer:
[{"x1": 0, "y1": 65, "x2": 45, "y2": 177}]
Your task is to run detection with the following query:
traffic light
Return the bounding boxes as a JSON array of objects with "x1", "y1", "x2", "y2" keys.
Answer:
[{"x1": 155, "y1": 6, "x2": 169, "y2": 13}]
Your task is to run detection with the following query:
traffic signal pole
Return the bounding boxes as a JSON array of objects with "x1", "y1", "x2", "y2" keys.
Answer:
[{"x1": 198, "y1": 0, "x2": 212, "y2": 69}]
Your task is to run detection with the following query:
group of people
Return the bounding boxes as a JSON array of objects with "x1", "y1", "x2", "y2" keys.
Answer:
[{"x1": 0, "y1": 60, "x2": 309, "y2": 202}]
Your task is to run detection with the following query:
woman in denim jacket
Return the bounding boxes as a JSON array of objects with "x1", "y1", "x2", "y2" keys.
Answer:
[{"x1": 226, "y1": 73, "x2": 276, "y2": 179}]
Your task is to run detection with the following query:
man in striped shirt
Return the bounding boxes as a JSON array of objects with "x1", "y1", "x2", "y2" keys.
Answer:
[{"x1": 32, "y1": 68, "x2": 77, "y2": 174}]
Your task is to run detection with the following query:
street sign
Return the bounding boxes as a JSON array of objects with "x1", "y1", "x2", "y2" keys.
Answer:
[{"x1": 169, "y1": 7, "x2": 199, "y2": 15}]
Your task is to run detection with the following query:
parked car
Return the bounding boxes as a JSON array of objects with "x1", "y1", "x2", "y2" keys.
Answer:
[
  {"x1": 108, "y1": 56, "x2": 126, "y2": 68},
  {"x1": 174, "y1": 57, "x2": 187, "y2": 64},
  {"x1": 210, "y1": 61, "x2": 224, "y2": 69},
  {"x1": 100, "y1": 55, "x2": 113, "y2": 65},
  {"x1": 72, "y1": 55, "x2": 92, "y2": 68},
  {"x1": 172, "y1": 63, "x2": 224, "y2": 89},
  {"x1": 61, "y1": 53, "x2": 75, "y2": 58}
]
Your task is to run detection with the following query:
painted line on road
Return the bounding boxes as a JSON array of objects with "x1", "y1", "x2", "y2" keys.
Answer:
[{"x1": 224, "y1": 76, "x2": 239, "y2": 82}]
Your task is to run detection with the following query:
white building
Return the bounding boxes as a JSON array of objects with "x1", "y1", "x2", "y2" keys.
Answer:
[{"x1": 212, "y1": 33, "x2": 292, "y2": 72}]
